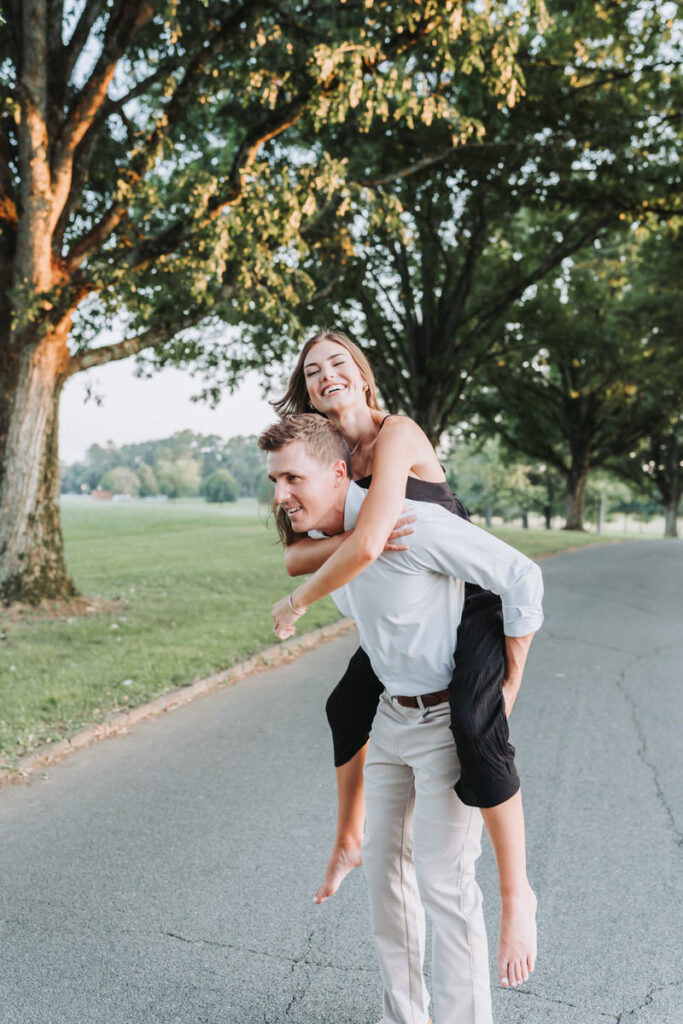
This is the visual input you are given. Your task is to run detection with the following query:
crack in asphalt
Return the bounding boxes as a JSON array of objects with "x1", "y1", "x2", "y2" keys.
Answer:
[
  {"x1": 508, "y1": 984, "x2": 618, "y2": 1018},
  {"x1": 540, "y1": 627, "x2": 636, "y2": 656},
  {"x1": 613, "y1": 653, "x2": 683, "y2": 850},
  {"x1": 161, "y1": 928, "x2": 375, "y2": 975},
  {"x1": 540, "y1": 623, "x2": 683, "y2": 852},
  {"x1": 283, "y1": 926, "x2": 316, "y2": 1020},
  {"x1": 614, "y1": 976, "x2": 683, "y2": 1021}
]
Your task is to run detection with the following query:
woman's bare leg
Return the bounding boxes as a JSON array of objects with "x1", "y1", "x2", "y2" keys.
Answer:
[
  {"x1": 314, "y1": 743, "x2": 367, "y2": 904},
  {"x1": 480, "y1": 788, "x2": 537, "y2": 989}
]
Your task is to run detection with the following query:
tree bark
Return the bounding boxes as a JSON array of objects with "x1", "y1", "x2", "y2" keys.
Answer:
[
  {"x1": 544, "y1": 468, "x2": 554, "y2": 529},
  {"x1": 662, "y1": 431, "x2": 680, "y2": 538},
  {"x1": 664, "y1": 499, "x2": 679, "y2": 538},
  {"x1": 597, "y1": 492, "x2": 606, "y2": 535},
  {"x1": 563, "y1": 464, "x2": 588, "y2": 531},
  {"x1": 0, "y1": 330, "x2": 77, "y2": 603}
]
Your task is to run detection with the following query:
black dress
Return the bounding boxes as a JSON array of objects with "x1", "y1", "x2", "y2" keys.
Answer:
[{"x1": 324, "y1": 473, "x2": 520, "y2": 809}]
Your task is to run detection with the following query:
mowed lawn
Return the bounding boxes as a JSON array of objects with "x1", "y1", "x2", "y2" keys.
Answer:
[{"x1": 0, "y1": 498, "x2": 645, "y2": 769}]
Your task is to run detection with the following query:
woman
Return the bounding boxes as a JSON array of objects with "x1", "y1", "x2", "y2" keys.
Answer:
[{"x1": 271, "y1": 330, "x2": 537, "y2": 990}]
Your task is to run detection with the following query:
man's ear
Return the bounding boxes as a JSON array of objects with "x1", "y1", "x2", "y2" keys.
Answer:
[{"x1": 332, "y1": 458, "x2": 349, "y2": 485}]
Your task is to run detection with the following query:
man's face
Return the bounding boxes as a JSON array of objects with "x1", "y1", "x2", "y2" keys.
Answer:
[{"x1": 267, "y1": 441, "x2": 348, "y2": 534}]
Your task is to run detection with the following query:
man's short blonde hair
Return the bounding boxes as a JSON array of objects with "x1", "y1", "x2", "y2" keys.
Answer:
[{"x1": 258, "y1": 414, "x2": 351, "y2": 474}]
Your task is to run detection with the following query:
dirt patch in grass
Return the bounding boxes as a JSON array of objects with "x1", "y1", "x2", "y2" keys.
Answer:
[{"x1": 0, "y1": 593, "x2": 127, "y2": 626}]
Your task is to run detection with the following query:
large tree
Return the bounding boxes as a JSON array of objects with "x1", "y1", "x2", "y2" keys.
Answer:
[
  {"x1": 610, "y1": 418, "x2": 682, "y2": 538},
  {"x1": 606, "y1": 228, "x2": 683, "y2": 537},
  {"x1": 475, "y1": 233, "x2": 683, "y2": 530},
  {"x1": 0, "y1": 0, "x2": 533, "y2": 603},
  {"x1": 231, "y1": 0, "x2": 679, "y2": 442}
]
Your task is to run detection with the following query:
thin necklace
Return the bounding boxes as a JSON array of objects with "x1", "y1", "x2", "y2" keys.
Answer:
[{"x1": 349, "y1": 437, "x2": 362, "y2": 457}]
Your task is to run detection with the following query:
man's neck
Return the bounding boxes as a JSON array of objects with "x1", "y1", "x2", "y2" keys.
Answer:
[{"x1": 315, "y1": 479, "x2": 351, "y2": 536}]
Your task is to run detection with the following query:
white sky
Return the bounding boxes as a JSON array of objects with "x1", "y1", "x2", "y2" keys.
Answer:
[{"x1": 59, "y1": 359, "x2": 279, "y2": 464}]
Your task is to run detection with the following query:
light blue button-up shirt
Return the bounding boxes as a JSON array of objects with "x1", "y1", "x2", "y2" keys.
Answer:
[{"x1": 322, "y1": 481, "x2": 544, "y2": 697}]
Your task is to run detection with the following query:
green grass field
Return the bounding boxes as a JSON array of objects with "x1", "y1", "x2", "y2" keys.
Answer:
[{"x1": 0, "y1": 498, "x2": 649, "y2": 769}]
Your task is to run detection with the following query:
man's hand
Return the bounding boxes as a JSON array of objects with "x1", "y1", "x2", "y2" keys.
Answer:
[
  {"x1": 384, "y1": 508, "x2": 416, "y2": 552},
  {"x1": 272, "y1": 593, "x2": 307, "y2": 640}
]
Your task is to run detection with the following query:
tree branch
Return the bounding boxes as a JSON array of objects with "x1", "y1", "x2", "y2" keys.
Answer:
[
  {"x1": 102, "y1": 53, "x2": 188, "y2": 118},
  {"x1": 356, "y1": 148, "x2": 454, "y2": 188},
  {"x1": 466, "y1": 217, "x2": 614, "y2": 340},
  {"x1": 65, "y1": 313, "x2": 204, "y2": 377},
  {"x1": 442, "y1": 206, "x2": 487, "y2": 345},
  {"x1": 62, "y1": 0, "x2": 107, "y2": 85},
  {"x1": 62, "y1": 0, "x2": 274, "y2": 272},
  {"x1": 50, "y1": 1, "x2": 155, "y2": 226},
  {"x1": 65, "y1": 88, "x2": 310, "y2": 275}
]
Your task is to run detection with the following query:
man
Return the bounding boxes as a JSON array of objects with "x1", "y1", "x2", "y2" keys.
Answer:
[{"x1": 259, "y1": 414, "x2": 543, "y2": 1024}]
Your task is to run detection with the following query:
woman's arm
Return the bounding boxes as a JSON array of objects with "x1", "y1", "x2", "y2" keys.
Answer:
[
  {"x1": 285, "y1": 513, "x2": 417, "y2": 577},
  {"x1": 502, "y1": 633, "x2": 534, "y2": 718},
  {"x1": 285, "y1": 534, "x2": 350, "y2": 577},
  {"x1": 273, "y1": 417, "x2": 429, "y2": 636}
]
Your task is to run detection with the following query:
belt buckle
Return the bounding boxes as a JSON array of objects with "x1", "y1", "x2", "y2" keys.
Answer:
[{"x1": 416, "y1": 694, "x2": 432, "y2": 720}]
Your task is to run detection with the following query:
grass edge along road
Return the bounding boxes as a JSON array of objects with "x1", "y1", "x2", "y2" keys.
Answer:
[{"x1": 0, "y1": 498, "x2": 654, "y2": 771}]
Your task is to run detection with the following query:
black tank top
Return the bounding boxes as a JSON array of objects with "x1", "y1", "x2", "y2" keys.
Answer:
[{"x1": 353, "y1": 416, "x2": 469, "y2": 520}]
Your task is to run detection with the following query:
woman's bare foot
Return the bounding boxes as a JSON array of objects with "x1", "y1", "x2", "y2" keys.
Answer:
[
  {"x1": 314, "y1": 839, "x2": 362, "y2": 904},
  {"x1": 498, "y1": 882, "x2": 537, "y2": 988}
]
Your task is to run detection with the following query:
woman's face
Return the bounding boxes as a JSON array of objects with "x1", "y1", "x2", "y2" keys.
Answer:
[{"x1": 303, "y1": 340, "x2": 368, "y2": 415}]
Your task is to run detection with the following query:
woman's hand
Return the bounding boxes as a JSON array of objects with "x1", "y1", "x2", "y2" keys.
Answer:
[
  {"x1": 384, "y1": 508, "x2": 416, "y2": 552},
  {"x1": 502, "y1": 634, "x2": 534, "y2": 717},
  {"x1": 272, "y1": 593, "x2": 308, "y2": 640},
  {"x1": 502, "y1": 672, "x2": 523, "y2": 717}
]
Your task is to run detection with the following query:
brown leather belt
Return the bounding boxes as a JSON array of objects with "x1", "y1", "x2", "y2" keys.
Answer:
[{"x1": 395, "y1": 688, "x2": 450, "y2": 709}]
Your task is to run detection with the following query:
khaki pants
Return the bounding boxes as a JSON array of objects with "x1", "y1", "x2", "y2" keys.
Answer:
[{"x1": 362, "y1": 691, "x2": 493, "y2": 1024}]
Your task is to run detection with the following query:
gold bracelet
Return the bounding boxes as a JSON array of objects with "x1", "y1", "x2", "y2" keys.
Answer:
[{"x1": 288, "y1": 593, "x2": 306, "y2": 616}]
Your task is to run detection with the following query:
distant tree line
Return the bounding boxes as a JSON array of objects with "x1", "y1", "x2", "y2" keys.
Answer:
[
  {"x1": 59, "y1": 431, "x2": 272, "y2": 504},
  {"x1": 60, "y1": 425, "x2": 672, "y2": 532}
]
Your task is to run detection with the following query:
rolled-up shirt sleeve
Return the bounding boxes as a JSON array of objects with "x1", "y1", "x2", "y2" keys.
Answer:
[{"x1": 411, "y1": 511, "x2": 544, "y2": 637}]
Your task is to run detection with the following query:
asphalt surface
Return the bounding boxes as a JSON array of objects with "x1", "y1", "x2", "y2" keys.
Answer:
[{"x1": 0, "y1": 539, "x2": 681, "y2": 1024}]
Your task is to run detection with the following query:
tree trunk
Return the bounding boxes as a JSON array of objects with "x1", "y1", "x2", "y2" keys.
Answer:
[
  {"x1": 597, "y1": 493, "x2": 606, "y2": 535},
  {"x1": 664, "y1": 499, "x2": 679, "y2": 538},
  {"x1": 521, "y1": 510, "x2": 529, "y2": 529},
  {"x1": 0, "y1": 331, "x2": 77, "y2": 603},
  {"x1": 544, "y1": 469, "x2": 554, "y2": 529},
  {"x1": 484, "y1": 504, "x2": 493, "y2": 528},
  {"x1": 563, "y1": 465, "x2": 588, "y2": 531},
  {"x1": 662, "y1": 431, "x2": 680, "y2": 538}
]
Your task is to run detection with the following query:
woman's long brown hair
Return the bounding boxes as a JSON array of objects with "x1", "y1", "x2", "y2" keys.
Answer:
[{"x1": 271, "y1": 330, "x2": 381, "y2": 418}]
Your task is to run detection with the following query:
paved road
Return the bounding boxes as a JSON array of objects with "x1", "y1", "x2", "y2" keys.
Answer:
[{"x1": 1, "y1": 540, "x2": 681, "y2": 1024}]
